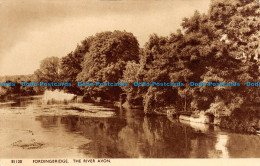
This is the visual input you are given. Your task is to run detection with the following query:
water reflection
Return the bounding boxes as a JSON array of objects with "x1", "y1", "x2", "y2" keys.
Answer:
[
  {"x1": 35, "y1": 115, "x2": 197, "y2": 158},
  {"x1": 0, "y1": 96, "x2": 260, "y2": 158},
  {"x1": 215, "y1": 134, "x2": 229, "y2": 158}
]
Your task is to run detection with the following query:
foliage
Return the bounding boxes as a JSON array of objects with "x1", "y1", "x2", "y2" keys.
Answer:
[
  {"x1": 0, "y1": 75, "x2": 36, "y2": 99},
  {"x1": 77, "y1": 30, "x2": 139, "y2": 101},
  {"x1": 120, "y1": 0, "x2": 260, "y2": 118},
  {"x1": 33, "y1": 56, "x2": 60, "y2": 91},
  {"x1": 59, "y1": 37, "x2": 94, "y2": 94}
]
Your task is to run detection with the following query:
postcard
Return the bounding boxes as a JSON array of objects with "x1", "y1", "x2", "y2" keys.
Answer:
[{"x1": 0, "y1": 0, "x2": 259, "y2": 166}]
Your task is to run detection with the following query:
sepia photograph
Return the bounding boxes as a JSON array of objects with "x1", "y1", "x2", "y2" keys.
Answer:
[{"x1": 0, "y1": 0, "x2": 260, "y2": 165}]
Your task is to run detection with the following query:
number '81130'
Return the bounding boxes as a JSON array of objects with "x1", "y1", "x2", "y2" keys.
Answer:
[{"x1": 11, "y1": 160, "x2": 22, "y2": 163}]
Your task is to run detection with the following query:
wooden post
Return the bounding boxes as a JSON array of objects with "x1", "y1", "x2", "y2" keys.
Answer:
[{"x1": 184, "y1": 90, "x2": 187, "y2": 112}]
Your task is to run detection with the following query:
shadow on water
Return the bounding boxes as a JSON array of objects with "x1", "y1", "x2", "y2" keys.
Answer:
[
  {"x1": 35, "y1": 107, "x2": 260, "y2": 158},
  {"x1": 35, "y1": 114, "x2": 199, "y2": 158},
  {"x1": 34, "y1": 107, "x2": 222, "y2": 158},
  {"x1": 1, "y1": 96, "x2": 260, "y2": 158}
]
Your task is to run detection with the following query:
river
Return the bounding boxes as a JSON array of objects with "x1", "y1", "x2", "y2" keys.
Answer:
[{"x1": 0, "y1": 96, "x2": 259, "y2": 158}]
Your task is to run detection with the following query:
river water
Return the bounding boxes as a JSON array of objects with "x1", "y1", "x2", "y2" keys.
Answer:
[{"x1": 0, "y1": 96, "x2": 259, "y2": 158}]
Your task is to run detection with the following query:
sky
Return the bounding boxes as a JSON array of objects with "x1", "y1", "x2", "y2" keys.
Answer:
[{"x1": 0, "y1": 0, "x2": 211, "y2": 76}]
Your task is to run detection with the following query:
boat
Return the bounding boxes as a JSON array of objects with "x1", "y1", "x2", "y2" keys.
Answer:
[{"x1": 179, "y1": 112, "x2": 213, "y2": 124}]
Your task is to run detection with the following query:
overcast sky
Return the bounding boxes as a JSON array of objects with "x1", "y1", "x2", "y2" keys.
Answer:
[{"x1": 0, "y1": 0, "x2": 211, "y2": 76}]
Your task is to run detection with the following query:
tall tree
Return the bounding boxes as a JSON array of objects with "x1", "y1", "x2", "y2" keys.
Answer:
[
  {"x1": 34, "y1": 56, "x2": 60, "y2": 90},
  {"x1": 60, "y1": 37, "x2": 94, "y2": 94},
  {"x1": 77, "y1": 30, "x2": 139, "y2": 101}
]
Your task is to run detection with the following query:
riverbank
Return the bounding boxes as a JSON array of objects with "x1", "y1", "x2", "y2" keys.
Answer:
[
  {"x1": 120, "y1": 101, "x2": 260, "y2": 135},
  {"x1": 219, "y1": 109, "x2": 259, "y2": 134}
]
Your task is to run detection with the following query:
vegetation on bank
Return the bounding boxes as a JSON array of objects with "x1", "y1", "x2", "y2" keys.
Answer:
[{"x1": 0, "y1": 0, "x2": 259, "y2": 133}]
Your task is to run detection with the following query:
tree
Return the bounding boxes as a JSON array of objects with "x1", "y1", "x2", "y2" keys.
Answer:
[
  {"x1": 60, "y1": 37, "x2": 94, "y2": 94},
  {"x1": 77, "y1": 30, "x2": 139, "y2": 101},
  {"x1": 120, "y1": 61, "x2": 144, "y2": 106},
  {"x1": 34, "y1": 56, "x2": 60, "y2": 90}
]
